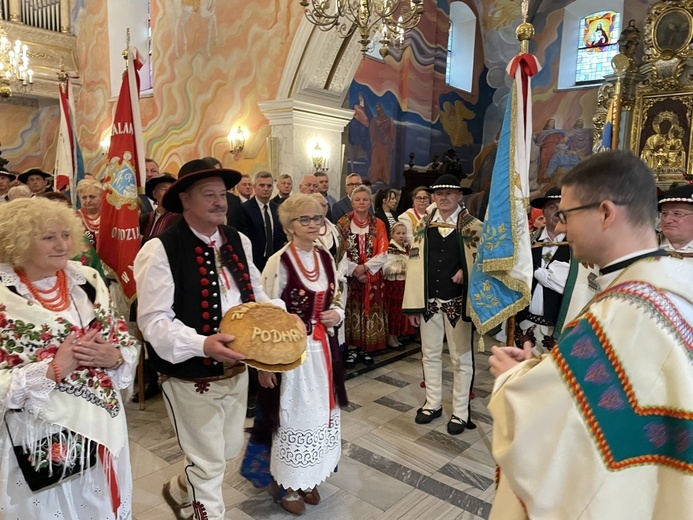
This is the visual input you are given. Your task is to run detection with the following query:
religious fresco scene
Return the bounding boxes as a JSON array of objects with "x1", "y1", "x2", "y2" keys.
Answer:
[{"x1": 0, "y1": 0, "x2": 692, "y2": 519}]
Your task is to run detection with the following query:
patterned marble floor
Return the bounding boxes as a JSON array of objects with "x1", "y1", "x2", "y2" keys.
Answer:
[{"x1": 127, "y1": 348, "x2": 496, "y2": 519}]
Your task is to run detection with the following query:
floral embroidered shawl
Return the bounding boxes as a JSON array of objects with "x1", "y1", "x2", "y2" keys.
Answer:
[{"x1": 0, "y1": 262, "x2": 136, "y2": 456}]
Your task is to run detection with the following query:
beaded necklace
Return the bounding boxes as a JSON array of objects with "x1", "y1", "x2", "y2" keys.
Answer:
[
  {"x1": 17, "y1": 268, "x2": 70, "y2": 312},
  {"x1": 289, "y1": 242, "x2": 320, "y2": 282}
]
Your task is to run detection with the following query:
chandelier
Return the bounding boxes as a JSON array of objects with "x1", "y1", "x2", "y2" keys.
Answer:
[
  {"x1": 0, "y1": 27, "x2": 33, "y2": 99},
  {"x1": 299, "y1": 0, "x2": 424, "y2": 57}
]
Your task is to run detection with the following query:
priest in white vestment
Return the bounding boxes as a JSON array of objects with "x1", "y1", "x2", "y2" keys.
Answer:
[{"x1": 488, "y1": 151, "x2": 693, "y2": 520}]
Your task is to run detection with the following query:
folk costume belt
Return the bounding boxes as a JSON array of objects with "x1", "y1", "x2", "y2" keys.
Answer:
[{"x1": 158, "y1": 363, "x2": 246, "y2": 385}]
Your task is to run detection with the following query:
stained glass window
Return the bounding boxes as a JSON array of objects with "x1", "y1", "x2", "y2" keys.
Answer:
[{"x1": 575, "y1": 11, "x2": 620, "y2": 84}]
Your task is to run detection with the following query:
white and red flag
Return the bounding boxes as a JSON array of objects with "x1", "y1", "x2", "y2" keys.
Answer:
[
  {"x1": 97, "y1": 46, "x2": 146, "y2": 302},
  {"x1": 54, "y1": 78, "x2": 85, "y2": 207}
]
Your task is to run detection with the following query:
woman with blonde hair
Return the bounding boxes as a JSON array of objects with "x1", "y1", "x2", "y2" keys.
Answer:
[
  {"x1": 76, "y1": 178, "x2": 103, "y2": 247},
  {"x1": 0, "y1": 197, "x2": 138, "y2": 519},
  {"x1": 244, "y1": 194, "x2": 348, "y2": 515}
]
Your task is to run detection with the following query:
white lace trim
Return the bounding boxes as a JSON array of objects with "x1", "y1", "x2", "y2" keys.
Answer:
[
  {"x1": 0, "y1": 261, "x2": 87, "y2": 297},
  {"x1": 1, "y1": 360, "x2": 56, "y2": 414},
  {"x1": 106, "y1": 345, "x2": 138, "y2": 390},
  {"x1": 274, "y1": 412, "x2": 341, "y2": 469}
]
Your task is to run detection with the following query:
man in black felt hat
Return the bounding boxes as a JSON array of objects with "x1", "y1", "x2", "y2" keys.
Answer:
[
  {"x1": 134, "y1": 158, "x2": 285, "y2": 520},
  {"x1": 0, "y1": 168, "x2": 15, "y2": 203},
  {"x1": 402, "y1": 173, "x2": 481, "y2": 436},
  {"x1": 139, "y1": 173, "x2": 180, "y2": 243},
  {"x1": 18, "y1": 168, "x2": 53, "y2": 195},
  {"x1": 514, "y1": 187, "x2": 571, "y2": 352},
  {"x1": 658, "y1": 184, "x2": 693, "y2": 256}
]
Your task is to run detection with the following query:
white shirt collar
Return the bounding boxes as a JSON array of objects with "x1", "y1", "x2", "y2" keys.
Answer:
[
  {"x1": 432, "y1": 205, "x2": 461, "y2": 224},
  {"x1": 538, "y1": 228, "x2": 565, "y2": 243},
  {"x1": 660, "y1": 237, "x2": 693, "y2": 253},
  {"x1": 190, "y1": 227, "x2": 222, "y2": 248}
]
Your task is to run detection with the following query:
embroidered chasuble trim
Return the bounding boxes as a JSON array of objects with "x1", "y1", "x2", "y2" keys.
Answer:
[
  {"x1": 587, "y1": 281, "x2": 693, "y2": 363},
  {"x1": 553, "y1": 314, "x2": 693, "y2": 474}
]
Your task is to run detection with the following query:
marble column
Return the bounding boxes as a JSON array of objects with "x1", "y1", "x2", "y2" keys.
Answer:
[{"x1": 258, "y1": 98, "x2": 353, "y2": 200}]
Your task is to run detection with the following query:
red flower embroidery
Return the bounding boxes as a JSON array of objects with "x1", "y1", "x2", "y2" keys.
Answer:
[
  {"x1": 194, "y1": 383, "x2": 210, "y2": 394},
  {"x1": 0, "y1": 314, "x2": 7, "y2": 328},
  {"x1": 5, "y1": 354, "x2": 22, "y2": 367},
  {"x1": 39, "y1": 331, "x2": 53, "y2": 342},
  {"x1": 47, "y1": 442, "x2": 67, "y2": 463},
  {"x1": 96, "y1": 371, "x2": 113, "y2": 389},
  {"x1": 35, "y1": 345, "x2": 58, "y2": 361}
]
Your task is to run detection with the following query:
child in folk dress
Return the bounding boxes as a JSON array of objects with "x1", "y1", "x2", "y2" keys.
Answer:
[{"x1": 383, "y1": 222, "x2": 414, "y2": 348}]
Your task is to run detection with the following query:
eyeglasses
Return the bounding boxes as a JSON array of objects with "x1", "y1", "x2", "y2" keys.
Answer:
[
  {"x1": 414, "y1": 196, "x2": 430, "y2": 201},
  {"x1": 659, "y1": 210, "x2": 693, "y2": 220},
  {"x1": 346, "y1": 182, "x2": 362, "y2": 188},
  {"x1": 556, "y1": 201, "x2": 615, "y2": 224},
  {"x1": 291, "y1": 215, "x2": 325, "y2": 226}
]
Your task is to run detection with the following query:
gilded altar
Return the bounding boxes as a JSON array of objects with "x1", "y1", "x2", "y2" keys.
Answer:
[{"x1": 628, "y1": 0, "x2": 693, "y2": 186}]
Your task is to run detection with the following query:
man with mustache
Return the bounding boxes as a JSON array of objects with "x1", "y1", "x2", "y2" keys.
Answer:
[{"x1": 134, "y1": 158, "x2": 284, "y2": 520}]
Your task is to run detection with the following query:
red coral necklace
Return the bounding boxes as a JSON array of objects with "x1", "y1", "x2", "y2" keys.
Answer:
[
  {"x1": 289, "y1": 242, "x2": 320, "y2": 282},
  {"x1": 17, "y1": 269, "x2": 70, "y2": 312},
  {"x1": 352, "y1": 214, "x2": 369, "y2": 229}
]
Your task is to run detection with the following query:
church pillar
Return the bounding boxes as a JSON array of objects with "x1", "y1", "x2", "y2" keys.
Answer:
[{"x1": 258, "y1": 98, "x2": 353, "y2": 199}]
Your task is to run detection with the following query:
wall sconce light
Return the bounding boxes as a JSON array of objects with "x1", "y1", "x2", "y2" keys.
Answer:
[
  {"x1": 228, "y1": 126, "x2": 246, "y2": 155},
  {"x1": 100, "y1": 136, "x2": 111, "y2": 156},
  {"x1": 311, "y1": 142, "x2": 328, "y2": 173}
]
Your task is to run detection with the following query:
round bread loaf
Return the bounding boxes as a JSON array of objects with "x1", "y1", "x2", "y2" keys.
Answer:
[{"x1": 219, "y1": 302, "x2": 306, "y2": 365}]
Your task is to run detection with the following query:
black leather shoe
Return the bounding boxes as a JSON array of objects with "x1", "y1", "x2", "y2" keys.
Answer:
[
  {"x1": 358, "y1": 349, "x2": 375, "y2": 366},
  {"x1": 344, "y1": 349, "x2": 358, "y2": 369},
  {"x1": 447, "y1": 415, "x2": 466, "y2": 435},
  {"x1": 415, "y1": 407, "x2": 442, "y2": 424}
]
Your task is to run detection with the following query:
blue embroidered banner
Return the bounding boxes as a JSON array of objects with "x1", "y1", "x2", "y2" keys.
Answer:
[{"x1": 469, "y1": 54, "x2": 537, "y2": 342}]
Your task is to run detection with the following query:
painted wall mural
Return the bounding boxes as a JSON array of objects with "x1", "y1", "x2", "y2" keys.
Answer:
[
  {"x1": 345, "y1": 0, "x2": 490, "y2": 191},
  {"x1": 0, "y1": 0, "x2": 303, "y2": 177},
  {"x1": 0, "y1": 0, "x2": 658, "y2": 189}
]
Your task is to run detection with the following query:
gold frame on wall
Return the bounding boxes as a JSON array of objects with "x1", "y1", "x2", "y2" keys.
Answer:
[
  {"x1": 643, "y1": 0, "x2": 693, "y2": 62},
  {"x1": 631, "y1": 88, "x2": 693, "y2": 185}
]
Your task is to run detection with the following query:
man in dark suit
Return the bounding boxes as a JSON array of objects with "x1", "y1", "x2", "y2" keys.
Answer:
[
  {"x1": 272, "y1": 173, "x2": 293, "y2": 205},
  {"x1": 331, "y1": 172, "x2": 362, "y2": 223},
  {"x1": 238, "y1": 171, "x2": 286, "y2": 419},
  {"x1": 239, "y1": 171, "x2": 286, "y2": 272}
]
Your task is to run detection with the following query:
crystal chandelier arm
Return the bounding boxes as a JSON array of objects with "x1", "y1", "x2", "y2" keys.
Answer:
[{"x1": 299, "y1": 0, "x2": 425, "y2": 56}]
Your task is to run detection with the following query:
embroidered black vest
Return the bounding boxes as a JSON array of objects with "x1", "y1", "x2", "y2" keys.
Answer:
[
  {"x1": 149, "y1": 219, "x2": 255, "y2": 378},
  {"x1": 427, "y1": 227, "x2": 464, "y2": 301}
]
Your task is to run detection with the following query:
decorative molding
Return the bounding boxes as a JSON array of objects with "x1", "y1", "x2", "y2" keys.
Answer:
[{"x1": 0, "y1": 20, "x2": 79, "y2": 101}]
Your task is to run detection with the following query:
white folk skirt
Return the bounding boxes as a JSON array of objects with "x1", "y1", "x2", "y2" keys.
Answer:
[{"x1": 270, "y1": 333, "x2": 341, "y2": 491}]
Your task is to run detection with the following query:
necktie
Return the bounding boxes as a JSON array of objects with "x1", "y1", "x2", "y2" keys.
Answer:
[{"x1": 264, "y1": 204, "x2": 274, "y2": 257}]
